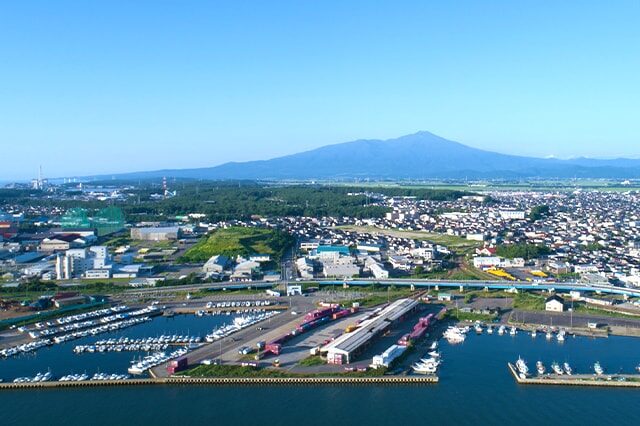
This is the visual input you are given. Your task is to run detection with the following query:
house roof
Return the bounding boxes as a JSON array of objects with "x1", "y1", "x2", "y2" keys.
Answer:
[{"x1": 545, "y1": 294, "x2": 564, "y2": 303}]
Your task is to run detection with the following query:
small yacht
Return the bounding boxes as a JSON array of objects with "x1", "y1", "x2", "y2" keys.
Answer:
[
  {"x1": 536, "y1": 361, "x2": 545, "y2": 375},
  {"x1": 515, "y1": 357, "x2": 529, "y2": 377},
  {"x1": 594, "y1": 362, "x2": 604, "y2": 375},
  {"x1": 563, "y1": 362, "x2": 573, "y2": 375},
  {"x1": 531, "y1": 329, "x2": 537, "y2": 338},
  {"x1": 487, "y1": 325, "x2": 494, "y2": 334},
  {"x1": 551, "y1": 362, "x2": 564, "y2": 375},
  {"x1": 510, "y1": 326, "x2": 517, "y2": 336},
  {"x1": 498, "y1": 325, "x2": 506, "y2": 335},
  {"x1": 546, "y1": 330, "x2": 553, "y2": 340}
]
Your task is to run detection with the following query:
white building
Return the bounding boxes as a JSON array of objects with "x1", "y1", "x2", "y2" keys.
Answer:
[
  {"x1": 55, "y1": 246, "x2": 111, "y2": 280},
  {"x1": 369, "y1": 262, "x2": 389, "y2": 279},
  {"x1": 545, "y1": 295, "x2": 564, "y2": 312},
  {"x1": 203, "y1": 255, "x2": 230, "y2": 274},
  {"x1": 499, "y1": 210, "x2": 526, "y2": 220}
]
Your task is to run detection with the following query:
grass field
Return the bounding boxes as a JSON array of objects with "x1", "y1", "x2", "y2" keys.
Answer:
[
  {"x1": 337, "y1": 225, "x2": 482, "y2": 253},
  {"x1": 512, "y1": 292, "x2": 546, "y2": 311},
  {"x1": 445, "y1": 310, "x2": 498, "y2": 322},
  {"x1": 178, "y1": 364, "x2": 386, "y2": 378},
  {"x1": 179, "y1": 227, "x2": 293, "y2": 263},
  {"x1": 331, "y1": 180, "x2": 640, "y2": 192}
]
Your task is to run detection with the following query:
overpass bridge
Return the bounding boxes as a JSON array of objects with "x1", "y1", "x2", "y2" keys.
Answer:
[
  {"x1": 121, "y1": 277, "x2": 640, "y2": 299},
  {"x1": 315, "y1": 279, "x2": 640, "y2": 298}
]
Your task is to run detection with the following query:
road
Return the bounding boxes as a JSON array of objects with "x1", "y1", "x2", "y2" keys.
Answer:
[{"x1": 120, "y1": 277, "x2": 640, "y2": 299}]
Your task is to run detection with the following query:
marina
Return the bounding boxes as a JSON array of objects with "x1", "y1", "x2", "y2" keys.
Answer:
[
  {"x1": 508, "y1": 362, "x2": 640, "y2": 388},
  {"x1": 3, "y1": 322, "x2": 640, "y2": 426}
]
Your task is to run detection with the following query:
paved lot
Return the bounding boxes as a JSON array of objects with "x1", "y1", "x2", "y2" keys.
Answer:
[
  {"x1": 509, "y1": 309, "x2": 640, "y2": 330},
  {"x1": 466, "y1": 297, "x2": 513, "y2": 310}
]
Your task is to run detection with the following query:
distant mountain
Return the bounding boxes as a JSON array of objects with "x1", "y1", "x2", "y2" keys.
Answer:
[{"x1": 89, "y1": 131, "x2": 640, "y2": 180}]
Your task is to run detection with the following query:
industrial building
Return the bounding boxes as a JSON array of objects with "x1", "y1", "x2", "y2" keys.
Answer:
[
  {"x1": 131, "y1": 226, "x2": 181, "y2": 241},
  {"x1": 55, "y1": 246, "x2": 111, "y2": 280},
  {"x1": 322, "y1": 298, "x2": 418, "y2": 365}
]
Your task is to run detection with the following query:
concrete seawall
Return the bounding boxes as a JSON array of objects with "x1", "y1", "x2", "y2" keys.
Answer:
[{"x1": 0, "y1": 375, "x2": 438, "y2": 390}]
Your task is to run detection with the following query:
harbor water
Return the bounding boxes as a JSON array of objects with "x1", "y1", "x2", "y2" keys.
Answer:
[{"x1": 3, "y1": 320, "x2": 640, "y2": 425}]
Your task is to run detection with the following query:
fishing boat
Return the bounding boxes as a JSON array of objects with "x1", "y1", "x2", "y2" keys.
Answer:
[
  {"x1": 594, "y1": 362, "x2": 604, "y2": 375},
  {"x1": 515, "y1": 357, "x2": 529, "y2": 377},
  {"x1": 474, "y1": 322, "x2": 483, "y2": 334},
  {"x1": 563, "y1": 362, "x2": 573, "y2": 375},
  {"x1": 412, "y1": 358, "x2": 439, "y2": 375},
  {"x1": 551, "y1": 362, "x2": 564, "y2": 375}
]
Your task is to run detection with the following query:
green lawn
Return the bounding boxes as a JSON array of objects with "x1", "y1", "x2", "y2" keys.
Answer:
[
  {"x1": 337, "y1": 226, "x2": 481, "y2": 252},
  {"x1": 445, "y1": 310, "x2": 497, "y2": 322},
  {"x1": 350, "y1": 289, "x2": 416, "y2": 307},
  {"x1": 512, "y1": 292, "x2": 546, "y2": 311},
  {"x1": 298, "y1": 355, "x2": 326, "y2": 367},
  {"x1": 179, "y1": 226, "x2": 293, "y2": 263}
]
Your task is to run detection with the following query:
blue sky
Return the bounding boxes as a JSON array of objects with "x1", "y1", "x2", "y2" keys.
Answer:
[{"x1": 1, "y1": 0, "x2": 639, "y2": 179}]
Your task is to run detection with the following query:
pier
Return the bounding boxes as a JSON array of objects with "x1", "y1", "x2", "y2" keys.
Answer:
[
  {"x1": 0, "y1": 375, "x2": 438, "y2": 390},
  {"x1": 507, "y1": 363, "x2": 640, "y2": 388}
]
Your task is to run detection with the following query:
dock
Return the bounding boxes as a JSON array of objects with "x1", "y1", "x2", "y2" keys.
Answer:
[
  {"x1": 507, "y1": 363, "x2": 640, "y2": 388},
  {"x1": 0, "y1": 375, "x2": 438, "y2": 390}
]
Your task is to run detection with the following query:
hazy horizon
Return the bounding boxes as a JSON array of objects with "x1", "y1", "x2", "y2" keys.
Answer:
[{"x1": 2, "y1": 1, "x2": 639, "y2": 179}]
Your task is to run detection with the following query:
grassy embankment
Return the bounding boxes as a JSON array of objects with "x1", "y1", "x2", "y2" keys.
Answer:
[
  {"x1": 298, "y1": 355, "x2": 326, "y2": 367},
  {"x1": 512, "y1": 292, "x2": 546, "y2": 310},
  {"x1": 177, "y1": 364, "x2": 386, "y2": 378},
  {"x1": 179, "y1": 227, "x2": 293, "y2": 264}
]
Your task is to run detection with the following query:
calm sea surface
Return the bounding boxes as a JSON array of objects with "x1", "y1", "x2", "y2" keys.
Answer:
[{"x1": 2, "y1": 316, "x2": 640, "y2": 426}]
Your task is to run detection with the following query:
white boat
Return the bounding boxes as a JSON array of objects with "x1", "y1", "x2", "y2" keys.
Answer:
[
  {"x1": 536, "y1": 361, "x2": 545, "y2": 375},
  {"x1": 594, "y1": 362, "x2": 604, "y2": 375},
  {"x1": 429, "y1": 341, "x2": 438, "y2": 350},
  {"x1": 510, "y1": 326, "x2": 517, "y2": 336},
  {"x1": 563, "y1": 362, "x2": 572, "y2": 375},
  {"x1": 515, "y1": 357, "x2": 529, "y2": 376},
  {"x1": 531, "y1": 330, "x2": 537, "y2": 338},
  {"x1": 557, "y1": 330, "x2": 565, "y2": 342},
  {"x1": 474, "y1": 322, "x2": 483, "y2": 334},
  {"x1": 412, "y1": 357, "x2": 439, "y2": 374},
  {"x1": 428, "y1": 351, "x2": 440, "y2": 358},
  {"x1": 551, "y1": 362, "x2": 563, "y2": 375},
  {"x1": 487, "y1": 326, "x2": 493, "y2": 334},
  {"x1": 443, "y1": 326, "x2": 466, "y2": 344},
  {"x1": 498, "y1": 325, "x2": 506, "y2": 335},
  {"x1": 546, "y1": 330, "x2": 553, "y2": 340}
]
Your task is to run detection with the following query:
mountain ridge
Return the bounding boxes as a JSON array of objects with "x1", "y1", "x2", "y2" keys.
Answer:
[{"x1": 86, "y1": 131, "x2": 640, "y2": 180}]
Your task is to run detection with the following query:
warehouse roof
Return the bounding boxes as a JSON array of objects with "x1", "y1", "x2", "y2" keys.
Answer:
[{"x1": 322, "y1": 298, "x2": 418, "y2": 356}]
